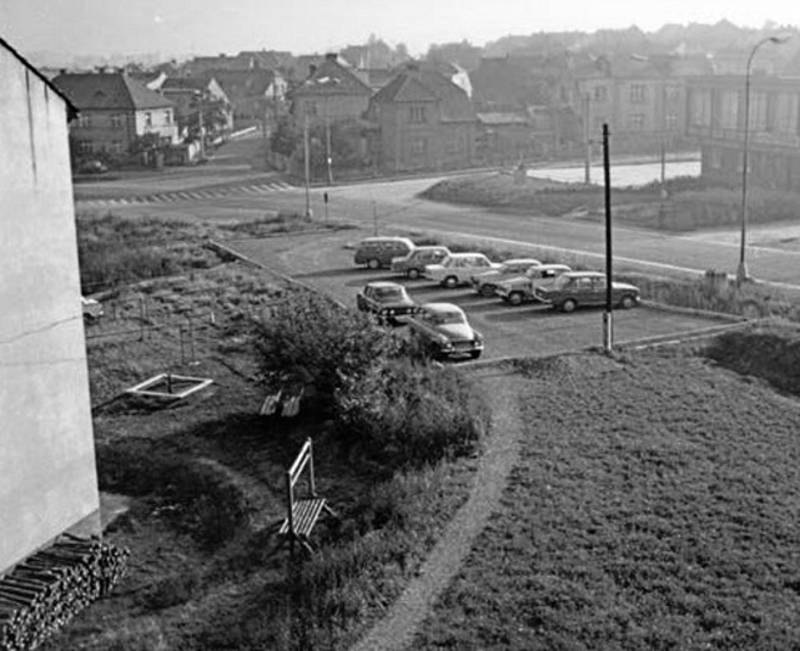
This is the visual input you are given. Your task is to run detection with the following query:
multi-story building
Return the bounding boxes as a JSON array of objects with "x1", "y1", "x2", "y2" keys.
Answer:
[
  {"x1": 686, "y1": 75, "x2": 800, "y2": 191},
  {"x1": 52, "y1": 71, "x2": 178, "y2": 157},
  {"x1": 1, "y1": 37, "x2": 100, "y2": 573},
  {"x1": 365, "y1": 63, "x2": 476, "y2": 172},
  {"x1": 290, "y1": 53, "x2": 373, "y2": 128}
]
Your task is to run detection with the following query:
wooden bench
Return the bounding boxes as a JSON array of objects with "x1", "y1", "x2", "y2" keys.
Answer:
[{"x1": 277, "y1": 438, "x2": 335, "y2": 556}]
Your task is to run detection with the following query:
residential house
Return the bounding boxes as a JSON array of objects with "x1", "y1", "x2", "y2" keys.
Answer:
[
  {"x1": 469, "y1": 55, "x2": 578, "y2": 160},
  {"x1": 52, "y1": 71, "x2": 178, "y2": 159},
  {"x1": 365, "y1": 63, "x2": 476, "y2": 172},
  {"x1": 0, "y1": 37, "x2": 100, "y2": 574},
  {"x1": 161, "y1": 75, "x2": 233, "y2": 139},
  {"x1": 183, "y1": 50, "x2": 293, "y2": 77},
  {"x1": 206, "y1": 68, "x2": 287, "y2": 127},
  {"x1": 290, "y1": 53, "x2": 373, "y2": 128},
  {"x1": 571, "y1": 53, "x2": 712, "y2": 156},
  {"x1": 686, "y1": 75, "x2": 800, "y2": 191}
]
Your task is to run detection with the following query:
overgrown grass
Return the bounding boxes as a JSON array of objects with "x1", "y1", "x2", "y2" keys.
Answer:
[{"x1": 415, "y1": 345, "x2": 800, "y2": 649}]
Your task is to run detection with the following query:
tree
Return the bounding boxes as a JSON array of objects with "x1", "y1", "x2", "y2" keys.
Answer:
[{"x1": 269, "y1": 117, "x2": 298, "y2": 158}]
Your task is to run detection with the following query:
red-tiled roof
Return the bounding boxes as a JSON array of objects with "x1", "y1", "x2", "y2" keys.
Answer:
[{"x1": 52, "y1": 72, "x2": 173, "y2": 110}]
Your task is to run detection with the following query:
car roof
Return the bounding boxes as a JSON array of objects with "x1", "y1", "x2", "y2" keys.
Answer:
[
  {"x1": 448, "y1": 252, "x2": 486, "y2": 258},
  {"x1": 502, "y1": 258, "x2": 540, "y2": 265},
  {"x1": 358, "y1": 236, "x2": 413, "y2": 245},
  {"x1": 538, "y1": 264, "x2": 572, "y2": 271},
  {"x1": 414, "y1": 245, "x2": 449, "y2": 251},
  {"x1": 366, "y1": 281, "x2": 406, "y2": 289},
  {"x1": 564, "y1": 270, "x2": 603, "y2": 278},
  {"x1": 421, "y1": 302, "x2": 466, "y2": 314}
]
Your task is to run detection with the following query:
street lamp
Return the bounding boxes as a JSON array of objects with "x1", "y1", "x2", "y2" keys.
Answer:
[{"x1": 737, "y1": 35, "x2": 790, "y2": 284}]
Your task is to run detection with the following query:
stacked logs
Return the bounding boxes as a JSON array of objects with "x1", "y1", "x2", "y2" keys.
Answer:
[{"x1": 0, "y1": 536, "x2": 129, "y2": 650}]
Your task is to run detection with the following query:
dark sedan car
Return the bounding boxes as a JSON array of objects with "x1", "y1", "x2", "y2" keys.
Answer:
[
  {"x1": 356, "y1": 281, "x2": 416, "y2": 324},
  {"x1": 534, "y1": 271, "x2": 640, "y2": 312}
]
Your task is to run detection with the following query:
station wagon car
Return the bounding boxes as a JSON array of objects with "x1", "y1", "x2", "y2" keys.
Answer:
[
  {"x1": 355, "y1": 281, "x2": 416, "y2": 324},
  {"x1": 353, "y1": 236, "x2": 415, "y2": 269},
  {"x1": 391, "y1": 245, "x2": 451, "y2": 279},
  {"x1": 403, "y1": 302, "x2": 483, "y2": 360},
  {"x1": 471, "y1": 258, "x2": 541, "y2": 297},
  {"x1": 496, "y1": 264, "x2": 572, "y2": 305},
  {"x1": 424, "y1": 253, "x2": 501, "y2": 288},
  {"x1": 534, "y1": 271, "x2": 640, "y2": 312}
]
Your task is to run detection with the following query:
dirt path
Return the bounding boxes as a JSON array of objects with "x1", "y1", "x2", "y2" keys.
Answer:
[{"x1": 351, "y1": 367, "x2": 526, "y2": 651}]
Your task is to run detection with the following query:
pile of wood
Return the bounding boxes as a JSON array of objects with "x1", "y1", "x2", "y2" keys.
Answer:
[{"x1": 0, "y1": 535, "x2": 129, "y2": 650}]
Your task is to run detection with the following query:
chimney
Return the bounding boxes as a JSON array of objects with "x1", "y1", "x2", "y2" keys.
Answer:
[
  {"x1": 59, "y1": 68, "x2": 67, "y2": 75},
  {"x1": 325, "y1": 52, "x2": 338, "y2": 63}
]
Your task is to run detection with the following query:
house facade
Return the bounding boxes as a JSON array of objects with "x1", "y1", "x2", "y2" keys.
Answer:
[
  {"x1": 206, "y1": 68, "x2": 287, "y2": 127},
  {"x1": 52, "y1": 71, "x2": 178, "y2": 157},
  {"x1": 290, "y1": 53, "x2": 373, "y2": 127},
  {"x1": 365, "y1": 64, "x2": 476, "y2": 172},
  {"x1": 0, "y1": 38, "x2": 100, "y2": 573},
  {"x1": 686, "y1": 75, "x2": 800, "y2": 191},
  {"x1": 161, "y1": 76, "x2": 233, "y2": 138}
]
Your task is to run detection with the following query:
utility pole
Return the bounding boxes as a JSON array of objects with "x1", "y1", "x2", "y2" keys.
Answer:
[
  {"x1": 583, "y1": 92, "x2": 592, "y2": 184},
  {"x1": 303, "y1": 112, "x2": 311, "y2": 218},
  {"x1": 325, "y1": 117, "x2": 333, "y2": 185},
  {"x1": 602, "y1": 123, "x2": 613, "y2": 355},
  {"x1": 372, "y1": 201, "x2": 378, "y2": 236},
  {"x1": 196, "y1": 91, "x2": 205, "y2": 160}
]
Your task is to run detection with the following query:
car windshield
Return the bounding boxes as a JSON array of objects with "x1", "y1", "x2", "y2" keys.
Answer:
[
  {"x1": 429, "y1": 310, "x2": 465, "y2": 325},
  {"x1": 374, "y1": 287, "x2": 405, "y2": 300},
  {"x1": 551, "y1": 275, "x2": 574, "y2": 289}
]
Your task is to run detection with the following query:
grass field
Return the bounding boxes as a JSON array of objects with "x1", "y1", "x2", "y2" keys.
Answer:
[{"x1": 415, "y1": 336, "x2": 800, "y2": 649}]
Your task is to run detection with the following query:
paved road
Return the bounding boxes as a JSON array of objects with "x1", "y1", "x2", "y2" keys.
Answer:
[{"x1": 227, "y1": 231, "x2": 736, "y2": 362}]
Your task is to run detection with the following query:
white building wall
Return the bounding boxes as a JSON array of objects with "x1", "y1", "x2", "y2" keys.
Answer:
[{"x1": 0, "y1": 45, "x2": 100, "y2": 573}]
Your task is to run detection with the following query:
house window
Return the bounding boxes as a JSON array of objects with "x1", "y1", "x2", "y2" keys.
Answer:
[
  {"x1": 628, "y1": 113, "x2": 645, "y2": 130},
  {"x1": 305, "y1": 102, "x2": 318, "y2": 116},
  {"x1": 593, "y1": 85, "x2": 608, "y2": 103},
  {"x1": 630, "y1": 84, "x2": 646, "y2": 103},
  {"x1": 78, "y1": 114, "x2": 91, "y2": 128},
  {"x1": 411, "y1": 137, "x2": 427, "y2": 155},
  {"x1": 665, "y1": 113, "x2": 678, "y2": 130},
  {"x1": 110, "y1": 114, "x2": 123, "y2": 129},
  {"x1": 144, "y1": 112, "x2": 152, "y2": 128},
  {"x1": 78, "y1": 140, "x2": 93, "y2": 153},
  {"x1": 111, "y1": 141, "x2": 124, "y2": 154},
  {"x1": 165, "y1": 110, "x2": 172, "y2": 125},
  {"x1": 710, "y1": 148, "x2": 722, "y2": 170},
  {"x1": 409, "y1": 105, "x2": 427, "y2": 123}
]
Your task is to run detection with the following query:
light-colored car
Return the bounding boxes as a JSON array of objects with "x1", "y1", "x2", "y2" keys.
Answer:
[
  {"x1": 470, "y1": 258, "x2": 542, "y2": 297},
  {"x1": 496, "y1": 264, "x2": 573, "y2": 306},
  {"x1": 81, "y1": 296, "x2": 103, "y2": 321},
  {"x1": 391, "y1": 245, "x2": 451, "y2": 279},
  {"x1": 355, "y1": 281, "x2": 416, "y2": 325},
  {"x1": 424, "y1": 253, "x2": 501, "y2": 289},
  {"x1": 534, "y1": 271, "x2": 640, "y2": 312},
  {"x1": 403, "y1": 302, "x2": 483, "y2": 360}
]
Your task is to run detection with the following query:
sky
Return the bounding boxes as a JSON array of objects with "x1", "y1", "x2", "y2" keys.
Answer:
[{"x1": 2, "y1": 0, "x2": 798, "y2": 61}]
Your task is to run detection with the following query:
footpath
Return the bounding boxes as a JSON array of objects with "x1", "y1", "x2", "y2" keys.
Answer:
[{"x1": 351, "y1": 366, "x2": 527, "y2": 651}]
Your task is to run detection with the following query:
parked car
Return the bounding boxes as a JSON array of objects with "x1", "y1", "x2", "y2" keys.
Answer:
[
  {"x1": 424, "y1": 253, "x2": 501, "y2": 288},
  {"x1": 391, "y1": 245, "x2": 451, "y2": 279},
  {"x1": 403, "y1": 302, "x2": 483, "y2": 360},
  {"x1": 355, "y1": 281, "x2": 416, "y2": 324},
  {"x1": 81, "y1": 296, "x2": 103, "y2": 321},
  {"x1": 353, "y1": 236, "x2": 415, "y2": 269},
  {"x1": 496, "y1": 264, "x2": 572, "y2": 305},
  {"x1": 77, "y1": 159, "x2": 108, "y2": 175},
  {"x1": 471, "y1": 258, "x2": 541, "y2": 297},
  {"x1": 534, "y1": 271, "x2": 640, "y2": 312}
]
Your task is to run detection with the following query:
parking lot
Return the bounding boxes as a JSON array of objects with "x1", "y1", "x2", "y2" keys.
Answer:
[{"x1": 227, "y1": 230, "x2": 740, "y2": 361}]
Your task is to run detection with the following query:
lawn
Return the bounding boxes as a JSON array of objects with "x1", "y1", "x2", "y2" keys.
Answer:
[{"x1": 415, "y1": 339, "x2": 800, "y2": 649}]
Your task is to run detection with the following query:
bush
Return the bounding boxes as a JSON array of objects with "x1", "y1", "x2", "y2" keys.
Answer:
[
  {"x1": 254, "y1": 291, "x2": 403, "y2": 410},
  {"x1": 335, "y1": 358, "x2": 487, "y2": 468}
]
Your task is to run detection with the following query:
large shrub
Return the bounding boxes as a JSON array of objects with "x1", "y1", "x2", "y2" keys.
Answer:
[
  {"x1": 335, "y1": 358, "x2": 487, "y2": 468},
  {"x1": 254, "y1": 291, "x2": 402, "y2": 408}
]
